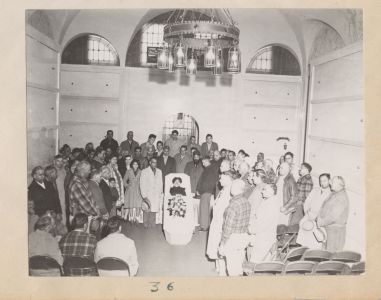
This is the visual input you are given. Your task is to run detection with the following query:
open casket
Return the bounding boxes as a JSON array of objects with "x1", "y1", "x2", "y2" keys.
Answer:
[{"x1": 163, "y1": 173, "x2": 194, "y2": 245}]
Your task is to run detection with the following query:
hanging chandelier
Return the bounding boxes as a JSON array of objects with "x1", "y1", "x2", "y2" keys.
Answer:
[{"x1": 157, "y1": 9, "x2": 241, "y2": 76}]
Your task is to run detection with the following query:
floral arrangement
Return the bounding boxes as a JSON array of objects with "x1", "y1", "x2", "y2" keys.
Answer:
[{"x1": 167, "y1": 194, "x2": 187, "y2": 218}]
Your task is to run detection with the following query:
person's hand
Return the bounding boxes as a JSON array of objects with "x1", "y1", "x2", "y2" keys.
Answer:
[{"x1": 280, "y1": 206, "x2": 286, "y2": 213}]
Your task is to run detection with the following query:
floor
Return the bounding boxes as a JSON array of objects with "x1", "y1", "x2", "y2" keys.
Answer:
[{"x1": 121, "y1": 222, "x2": 218, "y2": 276}]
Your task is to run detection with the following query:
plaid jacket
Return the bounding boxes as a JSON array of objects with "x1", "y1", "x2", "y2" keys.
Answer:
[
  {"x1": 69, "y1": 175, "x2": 99, "y2": 216},
  {"x1": 296, "y1": 174, "x2": 314, "y2": 204},
  {"x1": 220, "y1": 194, "x2": 251, "y2": 246},
  {"x1": 59, "y1": 230, "x2": 97, "y2": 260}
]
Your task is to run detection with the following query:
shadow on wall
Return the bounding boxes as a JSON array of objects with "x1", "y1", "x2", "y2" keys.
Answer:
[{"x1": 147, "y1": 67, "x2": 233, "y2": 87}]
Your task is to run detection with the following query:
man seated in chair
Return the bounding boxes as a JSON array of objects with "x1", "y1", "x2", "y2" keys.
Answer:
[
  {"x1": 29, "y1": 215, "x2": 64, "y2": 267},
  {"x1": 95, "y1": 216, "x2": 139, "y2": 276},
  {"x1": 59, "y1": 213, "x2": 97, "y2": 260}
]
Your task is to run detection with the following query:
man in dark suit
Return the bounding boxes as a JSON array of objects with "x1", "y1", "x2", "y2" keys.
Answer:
[
  {"x1": 28, "y1": 166, "x2": 61, "y2": 217},
  {"x1": 120, "y1": 131, "x2": 139, "y2": 155},
  {"x1": 200, "y1": 134, "x2": 219, "y2": 157},
  {"x1": 100, "y1": 130, "x2": 119, "y2": 154},
  {"x1": 157, "y1": 145, "x2": 176, "y2": 190},
  {"x1": 99, "y1": 166, "x2": 115, "y2": 216}
]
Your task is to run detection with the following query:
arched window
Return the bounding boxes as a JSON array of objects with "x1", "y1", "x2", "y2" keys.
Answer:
[
  {"x1": 126, "y1": 10, "x2": 216, "y2": 69},
  {"x1": 246, "y1": 45, "x2": 301, "y2": 75},
  {"x1": 62, "y1": 34, "x2": 120, "y2": 66},
  {"x1": 163, "y1": 113, "x2": 199, "y2": 144}
]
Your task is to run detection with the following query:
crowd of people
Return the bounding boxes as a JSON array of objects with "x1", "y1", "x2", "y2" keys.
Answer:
[{"x1": 28, "y1": 129, "x2": 350, "y2": 276}]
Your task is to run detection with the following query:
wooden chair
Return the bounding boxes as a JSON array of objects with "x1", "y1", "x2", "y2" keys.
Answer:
[
  {"x1": 330, "y1": 251, "x2": 361, "y2": 263},
  {"x1": 29, "y1": 255, "x2": 62, "y2": 276},
  {"x1": 97, "y1": 257, "x2": 130, "y2": 276},
  {"x1": 253, "y1": 261, "x2": 285, "y2": 275},
  {"x1": 63, "y1": 256, "x2": 98, "y2": 276},
  {"x1": 283, "y1": 261, "x2": 316, "y2": 275},
  {"x1": 283, "y1": 247, "x2": 308, "y2": 262},
  {"x1": 351, "y1": 261, "x2": 365, "y2": 275},
  {"x1": 302, "y1": 249, "x2": 332, "y2": 262},
  {"x1": 313, "y1": 261, "x2": 351, "y2": 275}
]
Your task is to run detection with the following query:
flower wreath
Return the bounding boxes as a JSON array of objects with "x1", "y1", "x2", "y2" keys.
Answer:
[{"x1": 167, "y1": 194, "x2": 187, "y2": 218}]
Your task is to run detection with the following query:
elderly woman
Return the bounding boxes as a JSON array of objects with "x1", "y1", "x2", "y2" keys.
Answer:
[
  {"x1": 123, "y1": 159, "x2": 143, "y2": 223},
  {"x1": 207, "y1": 170, "x2": 238, "y2": 276},
  {"x1": 107, "y1": 155, "x2": 125, "y2": 209}
]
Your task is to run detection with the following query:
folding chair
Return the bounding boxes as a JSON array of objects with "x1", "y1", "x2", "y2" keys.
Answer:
[
  {"x1": 313, "y1": 261, "x2": 351, "y2": 275},
  {"x1": 253, "y1": 261, "x2": 285, "y2": 275},
  {"x1": 351, "y1": 261, "x2": 365, "y2": 275},
  {"x1": 273, "y1": 224, "x2": 300, "y2": 261},
  {"x1": 302, "y1": 249, "x2": 332, "y2": 262},
  {"x1": 283, "y1": 246, "x2": 308, "y2": 262},
  {"x1": 63, "y1": 256, "x2": 98, "y2": 276},
  {"x1": 97, "y1": 257, "x2": 130, "y2": 277},
  {"x1": 330, "y1": 251, "x2": 361, "y2": 263},
  {"x1": 29, "y1": 255, "x2": 62, "y2": 276},
  {"x1": 283, "y1": 261, "x2": 316, "y2": 275}
]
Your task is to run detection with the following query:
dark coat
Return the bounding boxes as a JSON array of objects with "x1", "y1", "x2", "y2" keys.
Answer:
[
  {"x1": 157, "y1": 155, "x2": 176, "y2": 183},
  {"x1": 281, "y1": 173, "x2": 297, "y2": 206},
  {"x1": 100, "y1": 138, "x2": 119, "y2": 154},
  {"x1": 119, "y1": 139, "x2": 139, "y2": 155},
  {"x1": 28, "y1": 180, "x2": 62, "y2": 217},
  {"x1": 99, "y1": 179, "x2": 114, "y2": 213},
  {"x1": 200, "y1": 142, "x2": 219, "y2": 158},
  {"x1": 184, "y1": 161, "x2": 204, "y2": 194},
  {"x1": 197, "y1": 164, "x2": 219, "y2": 195}
]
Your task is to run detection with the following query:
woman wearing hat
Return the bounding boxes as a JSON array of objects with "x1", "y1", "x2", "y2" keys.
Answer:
[{"x1": 297, "y1": 173, "x2": 331, "y2": 248}]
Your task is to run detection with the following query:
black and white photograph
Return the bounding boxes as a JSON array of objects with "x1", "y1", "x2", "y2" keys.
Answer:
[{"x1": 26, "y1": 8, "x2": 365, "y2": 278}]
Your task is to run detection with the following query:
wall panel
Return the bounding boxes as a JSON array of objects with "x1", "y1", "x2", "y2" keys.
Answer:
[
  {"x1": 27, "y1": 87, "x2": 57, "y2": 129},
  {"x1": 60, "y1": 68, "x2": 120, "y2": 98},
  {"x1": 26, "y1": 35, "x2": 58, "y2": 90},
  {"x1": 309, "y1": 100, "x2": 363, "y2": 142},
  {"x1": 312, "y1": 50, "x2": 362, "y2": 100}
]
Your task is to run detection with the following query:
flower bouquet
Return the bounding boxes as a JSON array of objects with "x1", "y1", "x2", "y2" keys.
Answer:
[{"x1": 167, "y1": 194, "x2": 187, "y2": 218}]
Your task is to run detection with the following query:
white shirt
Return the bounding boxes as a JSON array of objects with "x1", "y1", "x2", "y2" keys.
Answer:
[
  {"x1": 36, "y1": 181, "x2": 46, "y2": 189},
  {"x1": 95, "y1": 232, "x2": 139, "y2": 276}
]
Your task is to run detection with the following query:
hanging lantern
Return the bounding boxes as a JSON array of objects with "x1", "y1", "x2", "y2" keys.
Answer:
[
  {"x1": 227, "y1": 46, "x2": 241, "y2": 73},
  {"x1": 204, "y1": 42, "x2": 216, "y2": 68},
  {"x1": 174, "y1": 42, "x2": 186, "y2": 68},
  {"x1": 157, "y1": 47, "x2": 169, "y2": 69},
  {"x1": 168, "y1": 49, "x2": 174, "y2": 73},
  {"x1": 213, "y1": 47, "x2": 223, "y2": 76},
  {"x1": 186, "y1": 53, "x2": 197, "y2": 75}
]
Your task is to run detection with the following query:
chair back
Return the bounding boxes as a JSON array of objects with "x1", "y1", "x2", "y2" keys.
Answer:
[
  {"x1": 29, "y1": 255, "x2": 62, "y2": 276},
  {"x1": 351, "y1": 261, "x2": 365, "y2": 275},
  {"x1": 284, "y1": 247, "x2": 308, "y2": 262},
  {"x1": 313, "y1": 261, "x2": 351, "y2": 275},
  {"x1": 63, "y1": 256, "x2": 98, "y2": 276},
  {"x1": 97, "y1": 257, "x2": 130, "y2": 272},
  {"x1": 330, "y1": 251, "x2": 361, "y2": 263},
  {"x1": 284, "y1": 261, "x2": 316, "y2": 275},
  {"x1": 253, "y1": 261, "x2": 284, "y2": 275},
  {"x1": 302, "y1": 249, "x2": 332, "y2": 262}
]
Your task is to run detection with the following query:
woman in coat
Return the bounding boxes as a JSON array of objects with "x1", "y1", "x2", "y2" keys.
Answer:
[
  {"x1": 206, "y1": 171, "x2": 236, "y2": 275},
  {"x1": 123, "y1": 159, "x2": 143, "y2": 223},
  {"x1": 107, "y1": 155, "x2": 124, "y2": 208}
]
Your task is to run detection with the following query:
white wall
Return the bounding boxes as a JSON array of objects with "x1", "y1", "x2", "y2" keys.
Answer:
[
  {"x1": 26, "y1": 25, "x2": 60, "y2": 179},
  {"x1": 306, "y1": 42, "x2": 364, "y2": 256},
  {"x1": 59, "y1": 64, "x2": 122, "y2": 148}
]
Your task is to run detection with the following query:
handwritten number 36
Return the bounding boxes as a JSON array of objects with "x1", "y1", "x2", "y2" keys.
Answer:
[{"x1": 150, "y1": 282, "x2": 174, "y2": 292}]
